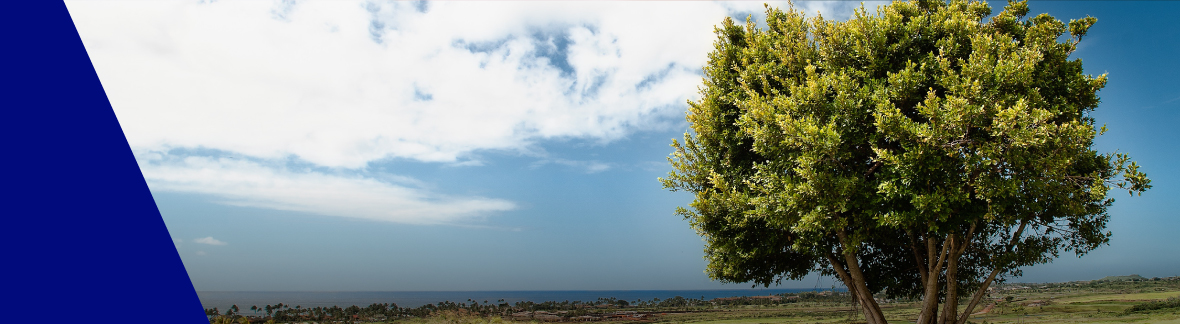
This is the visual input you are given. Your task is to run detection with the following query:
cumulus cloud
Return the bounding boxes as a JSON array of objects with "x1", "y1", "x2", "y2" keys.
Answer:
[
  {"x1": 69, "y1": 0, "x2": 730, "y2": 167},
  {"x1": 65, "y1": 1, "x2": 865, "y2": 224},
  {"x1": 194, "y1": 237, "x2": 227, "y2": 246}
]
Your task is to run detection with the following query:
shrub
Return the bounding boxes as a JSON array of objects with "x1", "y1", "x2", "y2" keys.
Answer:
[{"x1": 1124, "y1": 296, "x2": 1180, "y2": 314}]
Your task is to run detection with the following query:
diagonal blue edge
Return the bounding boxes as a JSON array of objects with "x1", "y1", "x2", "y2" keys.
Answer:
[{"x1": 3, "y1": 2, "x2": 207, "y2": 323}]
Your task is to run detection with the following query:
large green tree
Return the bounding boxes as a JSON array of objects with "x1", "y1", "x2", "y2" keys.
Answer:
[{"x1": 661, "y1": 1, "x2": 1150, "y2": 324}]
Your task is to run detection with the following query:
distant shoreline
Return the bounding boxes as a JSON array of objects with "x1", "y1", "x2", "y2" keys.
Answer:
[
  {"x1": 198, "y1": 288, "x2": 843, "y2": 311},
  {"x1": 197, "y1": 275, "x2": 1179, "y2": 312}
]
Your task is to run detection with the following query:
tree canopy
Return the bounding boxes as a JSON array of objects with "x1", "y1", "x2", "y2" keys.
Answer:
[{"x1": 662, "y1": 1, "x2": 1150, "y2": 323}]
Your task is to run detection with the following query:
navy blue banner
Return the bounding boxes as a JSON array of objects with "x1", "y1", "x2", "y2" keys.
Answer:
[{"x1": 3, "y1": 2, "x2": 206, "y2": 323}]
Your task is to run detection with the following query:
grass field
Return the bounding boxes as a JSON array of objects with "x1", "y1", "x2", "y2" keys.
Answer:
[
  {"x1": 652, "y1": 279, "x2": 1180, "y2": 324},
  {"x1": 387, "y1": 278, "x2": 1180, "y2": 324},
  {"x1": 215, "y1": 277, "x2": 1180, "y2": 324}
]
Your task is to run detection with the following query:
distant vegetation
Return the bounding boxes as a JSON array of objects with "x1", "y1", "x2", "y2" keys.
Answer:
[
  {"x1": 205, "y1": 275, "x2": 1180, "y2": 324},
  {"x1": 1125, "y1": 296, "x2": 1180, "y2": 314},
  {"x1": 1098, "y1": 274, "x2": 1149, "y2": 282},
  {"x1": 204, "y1": 290, "x2": 856, "y2": 324}
]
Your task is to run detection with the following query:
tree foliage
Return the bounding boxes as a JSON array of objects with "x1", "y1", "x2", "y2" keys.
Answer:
[{"x1": 662, "y1": 1, "x2": 1150, "y2": 323}]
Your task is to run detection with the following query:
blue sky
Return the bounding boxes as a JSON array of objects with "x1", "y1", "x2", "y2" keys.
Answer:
[{"x1": 66, "y1": 1, "x2": 1178, "y2": 291}]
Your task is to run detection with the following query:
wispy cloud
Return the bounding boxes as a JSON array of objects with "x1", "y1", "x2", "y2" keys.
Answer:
[
  {"x1": 531, "y1": 158, "x2": 612, "y2": 174},
  {"x1": 138, "y1": 151, "x2": 515, "y2": 224},
  {"x1": 193, "y1": 237, "x2": 227, "y2": 246}
]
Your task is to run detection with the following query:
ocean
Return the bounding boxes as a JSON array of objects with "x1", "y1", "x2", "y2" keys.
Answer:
[{"x1": 197, "y1": 288, "x2": 841, "y2": 312}]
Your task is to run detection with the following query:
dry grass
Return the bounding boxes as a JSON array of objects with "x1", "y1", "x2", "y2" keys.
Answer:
[{"x1": 397, "y1": 310, "x2": 530, "y2": 324}]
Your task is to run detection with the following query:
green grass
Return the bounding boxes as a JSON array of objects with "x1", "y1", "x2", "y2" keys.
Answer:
[
  {"x1": 1061, "y1": 291, "x2": 1180, "y2": 304},
  {"x1": 356, "y1": 279, "x2": 1180, "y2": 324}
]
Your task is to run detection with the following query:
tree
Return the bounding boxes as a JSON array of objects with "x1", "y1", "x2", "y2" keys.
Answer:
[{"x1": 661, "y1": 1, "x2": 1149, "y2": 324}]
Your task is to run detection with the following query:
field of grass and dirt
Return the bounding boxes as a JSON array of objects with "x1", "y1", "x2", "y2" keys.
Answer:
[{"x1": 209, "y1": 276, "x2": 1180, "y2": 324}]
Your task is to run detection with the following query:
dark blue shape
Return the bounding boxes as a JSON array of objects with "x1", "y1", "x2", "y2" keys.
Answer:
[{"x1": 3, "y1": 2, "x2": 207, "y2": 323}]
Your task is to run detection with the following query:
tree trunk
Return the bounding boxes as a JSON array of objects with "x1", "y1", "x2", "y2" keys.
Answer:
[
  {"x1": 843, "y1": 249, "x2": 888, "y2": 324},
  {"x1": 825, "y1": 250, "x2": 887, "y2": 324},
  {"x1": 909, "y1": 231, "x2": 929, "y2": 287},
  {"x1": 836, "y1": 229, "x2": 889, "y2": 324},
  {"x1": 909, "y1": 232, "x2": 932, "y2": 324},
  {"x1": 955, "y1": 220, "x2": 1027, "y2": 324},
  {"x1": 916, "y1": 236, "x2": 947, "y2": 324},
  {"x1": 956, "y1": 265, "x2": 1001, "y2": 324},
  {"x1": 940, "y1": 235, "x2": 960, "y2": 324},
  {"x1": 940, "y1": 223, "x2": 975, "y2": 324}
]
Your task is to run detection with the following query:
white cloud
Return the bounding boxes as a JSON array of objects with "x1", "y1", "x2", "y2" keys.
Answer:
[
  {"x1": 68, "y1": 0, "x2": 730, "y2": 167},
  {"x1": 531, "y1": 158, "x2": 612, "y2": 174},
  {"x1": 139, "y1": 152, "x2": 516, "y2": 224},
  {"x1": 65, "y1": 1, "x2": 866, "y2": 224},
  {"x1": 194, "y1": 236, "x2": 227, "y2": 246}
]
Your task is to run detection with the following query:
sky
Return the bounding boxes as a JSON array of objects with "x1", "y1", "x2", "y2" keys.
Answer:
[{"x1": 65, "y1": 1, "x2": 1179, "y2": 292}]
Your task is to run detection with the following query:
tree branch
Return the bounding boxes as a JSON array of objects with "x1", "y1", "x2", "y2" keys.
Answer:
[
  {"x1": 956, "y1": 219, "x2": 1029, "y2": 324},
  {"x1": 864, "y1": 161, "x2": 884, "y2": 178}
]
